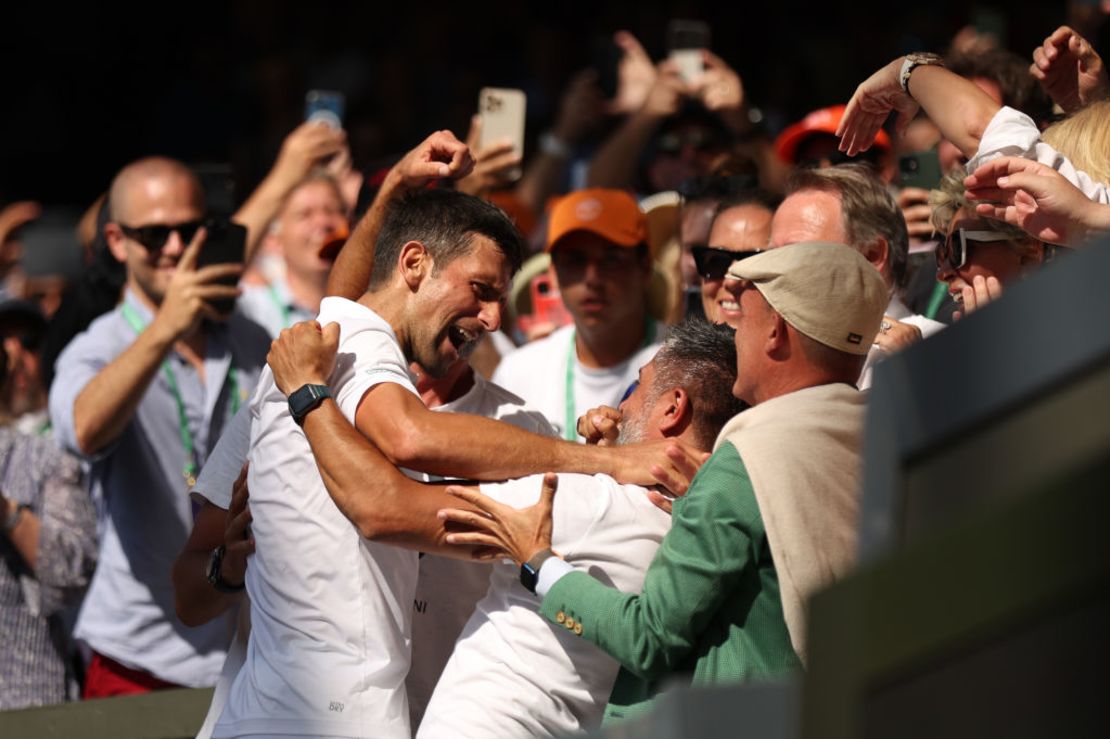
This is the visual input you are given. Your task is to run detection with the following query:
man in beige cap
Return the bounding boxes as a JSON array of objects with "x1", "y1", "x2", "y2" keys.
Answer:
[{"x1": 438, "y1": 241, "x2": 888, "y2": 726}]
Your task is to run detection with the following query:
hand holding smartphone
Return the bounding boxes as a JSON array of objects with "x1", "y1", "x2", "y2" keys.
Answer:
[
  {"x1": 305, "y1": 90, "x2": 345, "y2": 129},
  {"x1": 667, "y1": 19, "x2": 711, "y2": 84},
  {"x1": 478, "y1": 87, "x2": 526, "y2": 178}
]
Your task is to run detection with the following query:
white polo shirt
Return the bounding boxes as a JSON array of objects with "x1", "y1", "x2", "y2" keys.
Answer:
[
  {"x1": 213, "y1": 297, "x2": 421, "y2": 739},
  {"x1": 417, "y1": 472, "x2": 672, "y2": 739}
]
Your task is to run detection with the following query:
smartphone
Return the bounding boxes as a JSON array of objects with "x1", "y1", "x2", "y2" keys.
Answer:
[
  {"x1": 667, "y1": 19, "x2": 711, "y2": 84},
  {"x1": 478, "y1": 87, "x2": 526, "y2": 175},
  {"x1": 305, "y1": 90, "x2": 345, "y2": 129},
  {"x1": 899, "y1": 150, "x2": 943, "y2": 191},
  {"x1": 591, "y1": 35, "x2": 623, "y2": 100},
  {"x1": 518, "y1": 272, "x2": 571, "y2": 335},
  {"x1": 194, "y1": 163, "x2": 236, "y2": 217},
  {"x1": 196, "y1": 218, "x2": 247, "y2": 315}
]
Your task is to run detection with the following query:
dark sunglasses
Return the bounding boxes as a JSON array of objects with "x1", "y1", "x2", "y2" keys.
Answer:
[
  {"x1": 937, "y1": 228, "x2": 1012, "y2": 273},
  {"x1": 117, "y1": 219, "x2": 205, "y2": 251},
  {"x1": 691, "y1": 245, "x2": 761, "y2": 281}
]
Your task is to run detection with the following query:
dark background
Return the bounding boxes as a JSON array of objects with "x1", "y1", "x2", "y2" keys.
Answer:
[{"x1": 0, "y1": 1, "x2": 1080, "y2": 208}]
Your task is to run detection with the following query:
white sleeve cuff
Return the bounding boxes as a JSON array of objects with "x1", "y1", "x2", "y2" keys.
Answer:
[{"x1": 536, "y1": 557, "x2": 576, "y2": 597}]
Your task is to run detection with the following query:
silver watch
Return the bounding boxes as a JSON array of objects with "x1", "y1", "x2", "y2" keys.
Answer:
[{"x1": 899, "y1": 53, "x2": 945, "y2": 95}]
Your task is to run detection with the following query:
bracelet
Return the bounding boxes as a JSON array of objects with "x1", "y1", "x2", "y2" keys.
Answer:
[
  {"x1": 539, "y1": 132, "x2": 572, "y2": 159},
  {"x1": 899, "y1": 53, "x2": 945, "y2": 95}
]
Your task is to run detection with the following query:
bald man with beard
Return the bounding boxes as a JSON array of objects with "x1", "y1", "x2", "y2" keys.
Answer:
[{"x1": 48, "y1": 157, "x2": 271, "y2": 697}]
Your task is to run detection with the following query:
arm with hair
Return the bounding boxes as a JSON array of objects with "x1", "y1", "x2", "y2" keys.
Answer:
[{"x1": 838, "y1": 57, "x2": 1000, "y2": 160}]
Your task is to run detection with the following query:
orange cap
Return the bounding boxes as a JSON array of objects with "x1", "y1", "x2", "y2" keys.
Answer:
[
  {"x1": 545, "y1": 188, "x2": 647, "y2": 253},
  {"x1": 774, "y1": 104, "x2": 892, "y2": 164}
]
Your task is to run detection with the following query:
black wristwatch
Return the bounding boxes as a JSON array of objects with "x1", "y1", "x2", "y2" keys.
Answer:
[
  {"x1": 206, "y1": 544, "x2": 245, "y2": 593},
  {"x1": 288, "y1": 383, "x2": 332, "y2": 426},
  {"x1": 520, "y1": 548, "x2": 557, "y2": 595}
]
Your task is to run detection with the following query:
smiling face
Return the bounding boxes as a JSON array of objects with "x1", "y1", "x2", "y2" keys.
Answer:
[
  {"x1": 938, "y1": 206, "x2": 1043, "y2": 304},
  {"x1": 106, "y1": 171, "x2": 205, "y2": 305},
  {"x1": 273, "y1": 178, "x2": 347, "y2": 282},
  {"x1": 408, "y1": 234, "x2": 512, "y2": 378},
  {"x1": 726, "y1": 278, "x2": 775, "y2": 405},
  {"x1": 701, "y1": 204, "x2": 773, "y2": 324}
]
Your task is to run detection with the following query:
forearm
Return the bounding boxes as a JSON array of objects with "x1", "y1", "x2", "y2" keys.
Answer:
[
  {"x1": 2, "y1": 497, "x2": 41, "y2": 571},
  {"x1": 303, "y1": 400, "x2": 485, "y2": 558},
  {"x1": 71, "y1": 321, "x2": 175, "y2": 455},
  {"x1": 908, "y1": 65, "x2": 1000, "y2": 159},
  {"x1": 234, "y1": 170, "x2": 300, "y2": 266},
  {"x1": 326, "y1": 169, "x2": 407, "y2": 300},
  {"x1": 515, "y1": 151, "x2": 566, "y2": 217},
  {"x1": 171, "y1": 550, "x2": 241, "y2": 627},
  {"x1": 586, "y1": 112, "x2": 664, "y2": 189}
]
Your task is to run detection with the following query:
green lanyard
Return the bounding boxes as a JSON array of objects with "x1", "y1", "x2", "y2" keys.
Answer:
[
  {"x1": 924, "y1": 280, "x2": 948, "y2": 320},
  {"x1": 266, "y1": 283, "x2": 293, "y2": 329},
  {"x1": 120, "y1": 303, "x2": 241, "y2": 487},
  {"x1": 563, "y1": 319, "x2": 656, "y2": 441}
]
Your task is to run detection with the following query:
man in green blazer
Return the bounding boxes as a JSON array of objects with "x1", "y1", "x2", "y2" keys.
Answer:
[{"x1": 441, "y1": 241, "x2": 890, "y2": 724}]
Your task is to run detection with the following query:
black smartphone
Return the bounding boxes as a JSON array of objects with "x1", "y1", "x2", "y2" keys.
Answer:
[
  {"x1": 899, "y1": 150, "x2": 943, "y2": 191},
  {"x1": 196, "y1": 218, "x2": 247, "y2": 315},
  {"x1": 591, "y1": 35, "x2": 623, "y2": 100}
]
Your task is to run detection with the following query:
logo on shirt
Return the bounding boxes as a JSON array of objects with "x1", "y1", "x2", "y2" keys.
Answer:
[{"x1": 329, "y1": 701, "x2": 345, "y2": 713}]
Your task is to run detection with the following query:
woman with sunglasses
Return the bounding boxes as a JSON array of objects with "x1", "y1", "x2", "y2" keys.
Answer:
[
  {"x1": 692, "y1": 192, "x2": 777, "y2": 324},
  {"x1": 931, "y1": 171, "x2": 1057, "y2": 319}
]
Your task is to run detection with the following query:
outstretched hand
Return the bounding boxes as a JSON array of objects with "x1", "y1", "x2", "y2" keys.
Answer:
[
  {"x1": 838, "y1": 57, "x2": 918, "y2": 157},
  {"x1": 964, "y1": 157, "x2": 1110, "y2": 246},
  {"x1": 1030, "y1": 26, "x2": 1110, "y2": 114},
  {"x1": 267, "y1": 320, "x2": 341, "y2": 394},
  {"x1": 610, "y1": 439, "x2": 710, "y2": 499},
  {"x1": 439, "y1": 473, "x2": 559, "y2": 566},
  {"x1": 606, "y1": 31, "x2": 657, "y2": 116}
]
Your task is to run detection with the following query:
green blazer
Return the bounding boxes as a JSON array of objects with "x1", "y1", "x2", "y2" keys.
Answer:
[{"x1": 539, "y1": 441, "x2": 802, "y2": 724}]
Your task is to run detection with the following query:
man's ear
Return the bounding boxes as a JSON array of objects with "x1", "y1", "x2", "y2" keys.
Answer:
[
  {"x1": 399, "y1": 240, "x2": 431, "y2": 290},
  {"x1": 862, "y1": 237, "x2": 890, "y2": 281},
  {"x1": 657, "y1": 386, "x2": 692, "y2": 437},
  {"x1": 104, "y1": 223, "x2": 129, "y2": 264},
  {"x1": 766, "y1": 313, "x2": 790, "y2": 357}
]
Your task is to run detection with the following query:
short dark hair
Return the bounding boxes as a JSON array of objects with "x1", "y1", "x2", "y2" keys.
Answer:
[
  {"x1": 785, "y1": 163, "x2": 908, "y2": 289},
  {"x1": 368, "y1": 189, "x2": 525, "y2": 290},
  {"x1": 651, "y1": 319, "x2": 746, "y2": 450}
]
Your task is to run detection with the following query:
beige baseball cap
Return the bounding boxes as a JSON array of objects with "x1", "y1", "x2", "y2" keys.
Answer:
[{"x1": 726, "y1": 241, "x2": 887, "y2": 355}]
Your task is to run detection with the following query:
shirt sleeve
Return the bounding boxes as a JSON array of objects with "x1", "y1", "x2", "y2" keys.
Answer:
[
  {"x1": 48, "y1": 323, "x2": 117, "y2": 460},
  {"x1": 333, "y1": 325, "x2": 419, "y2": 423},
  {"x1": 191, "y1": 404, "x2": 251, "y2": 510},
  {"x1": 968, "y1": 106, "x2": 1110, "y2": 204},
  {"x1": 537, "y1": 442, "x2": 763, "y2": 681}
]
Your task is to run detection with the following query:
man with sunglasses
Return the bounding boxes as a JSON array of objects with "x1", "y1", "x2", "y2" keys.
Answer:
[
  {"x1": 494, "y1": 189, "x2": 663, "y2": 441},
  {"x1": 693, "y1": 188, "x2": 778, "y2": 324},
  {"x1": 48, "y1": 157, "x2": 271, "y2": 697},
  {"x1": 767, "y1": 164, "x2": 945, "y2": 388}
]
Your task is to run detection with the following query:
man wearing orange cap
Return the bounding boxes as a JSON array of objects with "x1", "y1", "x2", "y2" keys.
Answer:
[
  {"x1": 775, "y1": 104, "x2": 894, "y2": 181},
  {"x1": 494, "y1": 188, "x2": 663, "y2": 440}
]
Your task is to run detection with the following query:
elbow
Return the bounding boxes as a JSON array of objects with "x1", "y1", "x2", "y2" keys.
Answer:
[{"x1": 379, "y1": 421, "x2": 426, "y2": 469}]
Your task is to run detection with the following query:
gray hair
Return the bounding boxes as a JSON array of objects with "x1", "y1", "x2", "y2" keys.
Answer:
[
  {"x1": 651, "y1": 320, "x2": 746, "y2": 450},
  {"x1": 785, "y1": 163, "x2": 909, "y2": 289},
  {"x1": 929, "y1": 169, "x2": 1032, "y2": 243}
]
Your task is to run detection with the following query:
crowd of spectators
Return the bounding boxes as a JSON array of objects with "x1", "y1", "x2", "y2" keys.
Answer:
[{"x1": 1, "y1": 7, "x2": 1108, "y2": 739}]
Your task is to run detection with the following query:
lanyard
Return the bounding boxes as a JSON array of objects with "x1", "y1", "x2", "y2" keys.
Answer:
[
  {"x1": 120, "y1": 303, "x2": 241, "y2": 487},
  {"x1": 563, "y1": 319, "x2": 656, "y2": 441},
  {"x1": 266, "y1": 283, "x2": 293, "y2": 329}
]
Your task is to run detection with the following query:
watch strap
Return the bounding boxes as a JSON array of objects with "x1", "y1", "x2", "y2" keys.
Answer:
[
  {"x1": 899, "y1": 53, "x2": 945, "y2": 95},
  {"x1": 207, "y1": 544, "x2": 245, "y2": 593},
  {"x1": 520, "y1": 547, "x2": 557, "y2": 595},
  {"x1": 288, "y1": 383, "x2": 332, "y2": 426}
]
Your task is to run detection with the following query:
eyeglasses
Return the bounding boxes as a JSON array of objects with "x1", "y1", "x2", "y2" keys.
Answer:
[
  {"x1": 937, "y1": 228, "x2": 1013, "y2": 272},
  {"x1": 691, "y1": 245, "x2": 761, "y2": 282},
  {"x1": 117, "y1": 219, "x2": 205, "y2": 252}
]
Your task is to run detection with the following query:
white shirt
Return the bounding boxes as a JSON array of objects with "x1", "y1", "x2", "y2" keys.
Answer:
[
  {"x1": 417, "y1": 473, "x2": 672, "y2": 739},
  {"x1": 214, "y1": 297, "x2": 421, "y2": 739},
  {"x1": 195, "y1": 373, "x2": 554, "y2": 739},
  {"x1": 492, "y1": 322, "x2": 662, "y2": 441},
  {"x1": 237, "y1": 278, "x2": 318, "y2": 339},
  {"x1": 858, "y1": 295, "x2": 946, "y2": 390},
  {"x1": 406, "y1": 376, "x2": 554, "y2": 729},
  {"x1": 968, "y1": 105, "x2": 1110, "y2": 204}
]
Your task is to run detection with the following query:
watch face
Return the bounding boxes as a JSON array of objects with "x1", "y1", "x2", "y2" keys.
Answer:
[{"x1": 520, "y1": 562, "x2": 540, "y2": 594}]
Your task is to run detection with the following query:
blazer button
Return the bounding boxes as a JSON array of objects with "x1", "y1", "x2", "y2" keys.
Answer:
[
  {"x1": 555, "y1": 611, "x2": 566, "y2": 624},
  {"x1": 573, "y1": 623, "x2": 583, "y2": 635},
  {"x1": 564, "y1": 617, "x2": 576, "y2": 630}
]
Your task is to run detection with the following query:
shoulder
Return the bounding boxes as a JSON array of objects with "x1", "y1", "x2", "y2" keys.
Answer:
[
  {"x1": 680, "y1": 442, "x2": 762, "y2": 526},
  {"x1": 58, "y1": 308, "x2": 130, "y2": 362}
]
